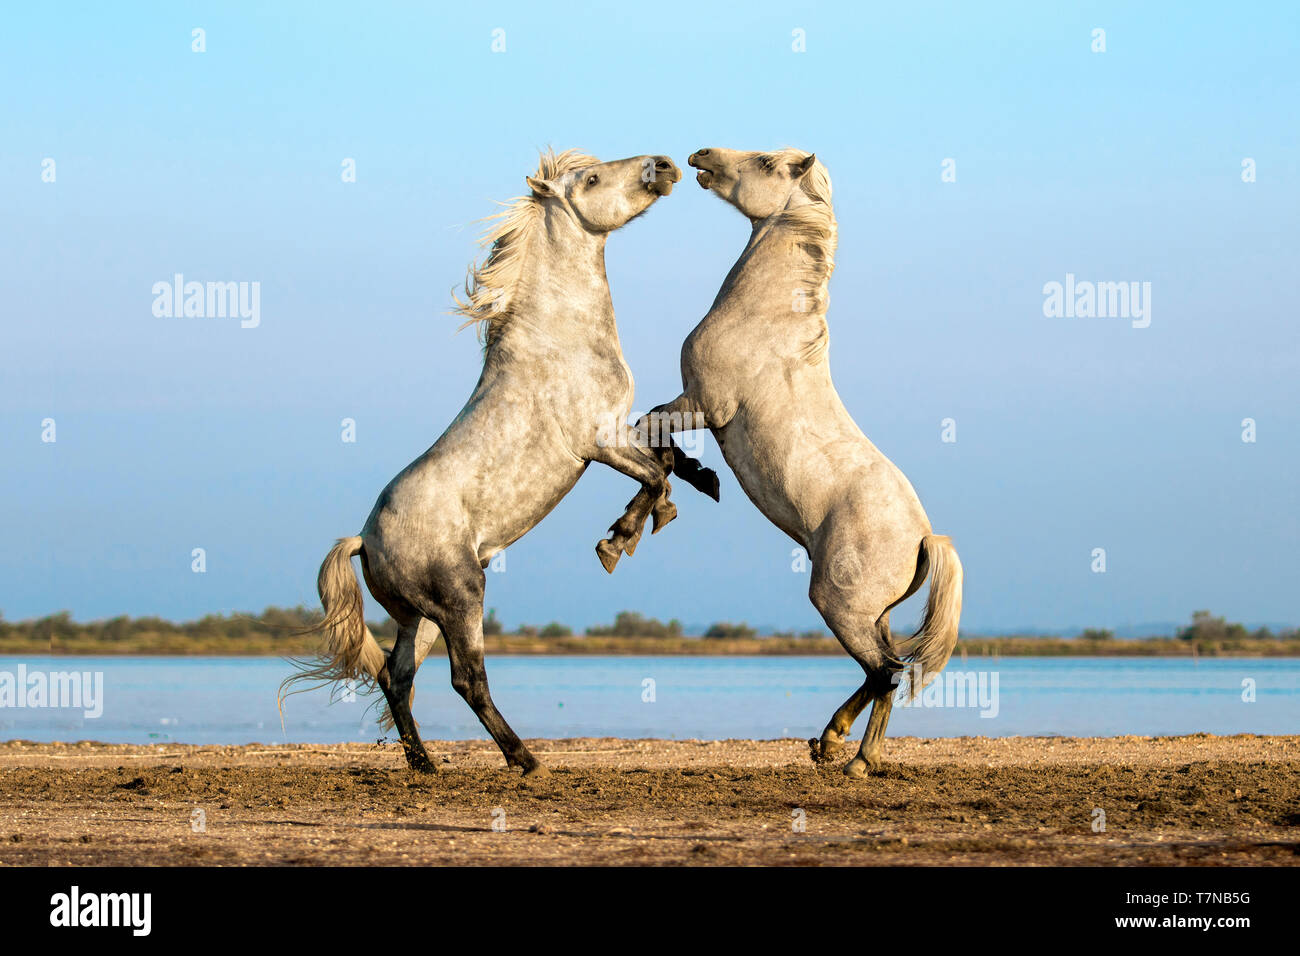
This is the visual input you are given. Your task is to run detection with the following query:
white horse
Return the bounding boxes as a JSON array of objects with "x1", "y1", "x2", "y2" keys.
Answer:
[
  {"x1": 283, "y1": 150, "x2": 682, "y2": 776},
  {"x1": 634, "y1": 147, "x2": 964, "y2": 775}
]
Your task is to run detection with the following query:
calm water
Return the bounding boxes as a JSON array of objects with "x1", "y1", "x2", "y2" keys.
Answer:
[{"x1": 1, "y1": 655, "x2": 1296, "y2": 745}]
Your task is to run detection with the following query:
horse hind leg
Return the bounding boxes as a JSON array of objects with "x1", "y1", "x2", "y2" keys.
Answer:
[
  {"x1": 379, "y1": 617, "x2": 442, "y2": 728},
  {"x1": 809, "y1": 680, "x2": 873, "y2": 764},
  {"x1": 808, "y1": 558, "x2": 905, "y2": 772},
  {"x1": 444, "y1": 618, "x2": 546, "y2": 777},
  {"x1": 413, "y1": 565, "x2": 546, "y2": 777},
  {"x1": 839, "y1": 611, "x2": 906, "y2": 777},
  {"x1": 844, "y1": 691, "x2": 896, "y2": 778},
  {"x1": 381, "y1": 620, "x2": 436, "y2": 773},
  {"x1": 809, "y1": 641, "x2": 900, "y2": 771}
]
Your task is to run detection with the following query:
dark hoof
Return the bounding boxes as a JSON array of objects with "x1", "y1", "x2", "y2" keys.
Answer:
[
  {"x1": 651, "y1": 499, "x2": 678, "y2": 533},
  {"x1": 407, "y1": 752, "x2": 437, "y2": 774},
  {"x1": 844, "y1": 754, "x2": 883, "y2": 778},
  {"x1": 596, "y1": 539, "x2": 621, "y2": 573},
  {"x1": 808, "y1": 734, "x2": 844, "y2": 765},
  {"x1": 702, "y1": 468, "x2": 721, "y2": 502},
  {"x1": 670, "y1": 447, "x2": 720, "y2": 501}
]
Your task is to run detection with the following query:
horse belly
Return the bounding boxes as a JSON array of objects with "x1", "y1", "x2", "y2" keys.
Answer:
[
  {"x1": 471, "y1": 459, "x2": 588, "y2": 562},
  {"x1": 714, "y1": 421, "x2": 813, "y2": 546},
  {"x1": 361, "y1": 422, "x2": 587, "y2": 578}
]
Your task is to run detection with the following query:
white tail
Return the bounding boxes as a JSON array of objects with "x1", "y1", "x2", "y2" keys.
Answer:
[
  {"x1": 278, "y1": 536, "x2": 387, "y2": 712},
  {"x1": 895, "y1": 534, "x2": 963, "y2": 694}
]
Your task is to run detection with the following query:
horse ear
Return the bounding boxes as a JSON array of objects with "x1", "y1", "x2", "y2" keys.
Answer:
[
  {"x1": 526, "y1": 176, "x2": 560, "y2": 198},
  {"x1": 791, "y1": 153, "x2": 817, "y2": 179}
]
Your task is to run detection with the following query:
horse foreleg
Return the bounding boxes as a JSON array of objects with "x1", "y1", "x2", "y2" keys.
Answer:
[
  {"x1": 597, "y1": 480, "x2": 675, "y2": 570},
  {"x1": 637, "y1": 397, "x2": 721, "y2": 502},
  {"x1": 644, "y1": 441, "x2": 678, "y2": 535},
  {"x1": 670, "y1": 443, "x2": 721, "y2": 501},
  {"x1": 589, "y1": 435, "x2": 672, "y2": 572}
]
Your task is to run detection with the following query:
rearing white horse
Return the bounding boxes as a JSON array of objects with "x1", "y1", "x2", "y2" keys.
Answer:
[
  {"x1": 283, "y1": 149, "x2": 683, "y2": 777},
  {"x1": 632, "y1": 146, "x2": 964, "y2": 775}
]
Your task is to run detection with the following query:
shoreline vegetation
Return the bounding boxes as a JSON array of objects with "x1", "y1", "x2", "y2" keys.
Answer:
[{"x1": 0, "y1": 608, "x2": 1296, "y2": 658}]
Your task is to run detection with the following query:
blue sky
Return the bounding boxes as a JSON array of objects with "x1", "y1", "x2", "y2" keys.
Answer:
[{"x1": 1, "y1": 2, "x2": 1296, "y2": 633}]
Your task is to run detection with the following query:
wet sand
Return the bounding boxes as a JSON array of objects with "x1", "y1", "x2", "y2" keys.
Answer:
[{"x1": 0, "y1": 735, "x2": 1296, "y2": 866}]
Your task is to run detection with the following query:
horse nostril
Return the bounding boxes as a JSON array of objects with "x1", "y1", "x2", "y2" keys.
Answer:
[
  {"x1": 696, "y1": 149, "x2": 709, "y2": 156},
  {"x1": 655, "y1": 160, "x2": 672, "y2": 170}
]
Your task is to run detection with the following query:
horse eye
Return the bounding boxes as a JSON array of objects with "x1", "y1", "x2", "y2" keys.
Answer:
[{"x1": 586, "y1": 174, "x2": 599, "y2": 186}]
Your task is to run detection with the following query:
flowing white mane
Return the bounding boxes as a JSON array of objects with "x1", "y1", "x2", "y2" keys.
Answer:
[
  {"x1": 452, "y1": 148, "x2": 600, "y2": 349},
  {"x1": 758, "y1": 149, "x2": 837, "y2": 316}
]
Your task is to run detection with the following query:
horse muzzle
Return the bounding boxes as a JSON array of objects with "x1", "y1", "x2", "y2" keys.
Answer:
[
  {"x1": 646, "y1": 157, "x2": 681, "y2": 195},
  {"x1": 687, "y1": 151, "x2": 715, "y2": 189}
]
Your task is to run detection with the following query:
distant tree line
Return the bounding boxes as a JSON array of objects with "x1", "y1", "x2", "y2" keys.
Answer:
[
  {"x1": 1, "y1": 607, "x2": 1293, "y2": 646},
  {"x1": 0, "y1": 606, "x2": 787, "y2": 644},
  {"x1": 0, "y1": 606, "x2": 332, "y2": 644},
  {"x1": 1174, "y1": 610, "x2": 1294, "y2": 643},
  {"x1": 486, "y1": 610, "x2": 817, "y2": 640},
  {"x1": 1074, "y1": 611, "x2": 1297, "y2": 644},
  {"x1": 587, "y1": 611, "x2": 682, "y2": 638}
]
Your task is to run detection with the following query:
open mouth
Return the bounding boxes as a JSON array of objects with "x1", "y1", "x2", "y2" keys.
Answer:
[{"x1": 688, "y1": 154, "x2": 714, "y2": 189}]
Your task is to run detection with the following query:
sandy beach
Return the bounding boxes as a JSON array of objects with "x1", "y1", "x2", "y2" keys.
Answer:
[{"x1": 0, "y1": 735, "x2": 1296, "y2": 866}]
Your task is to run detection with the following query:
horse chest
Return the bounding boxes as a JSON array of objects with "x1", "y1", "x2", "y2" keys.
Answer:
[
  {"x1": 683, "y1": 315, "x2": 770, "y2": 412},
  {"x1": 587, "y1": 349, "x2": 634, "y2": 408}
]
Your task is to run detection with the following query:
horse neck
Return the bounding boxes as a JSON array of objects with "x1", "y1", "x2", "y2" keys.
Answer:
[
  {"x1": 716, "y1": 208, "x2": 830, "y2": 318},
  {"x1": 745, "y1": 187, "x2": 822, "y2": 252},
  {"x1": 499, "y1": 208, "x2": 617, "y2": 348}
]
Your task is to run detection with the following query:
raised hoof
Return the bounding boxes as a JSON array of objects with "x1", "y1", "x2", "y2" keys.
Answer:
[
  {"x1": 701, "y1": 468, "x2": 721, "y2": 502},
  {"x1": 596, "y1": 539, "x2": 622, "y2": 573},
  {"x1": 672, "y1": 449, "x2": 721, "y2": 502},
  {"x1": 624, "y1": 530, "x2": 642, "y2": 556},
  {"x1": 651, "y1": 499, "x2": 678, "y2": 534},
  {"x1": 808, "y1": 734, "x2": 843, "y2": 765}
]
